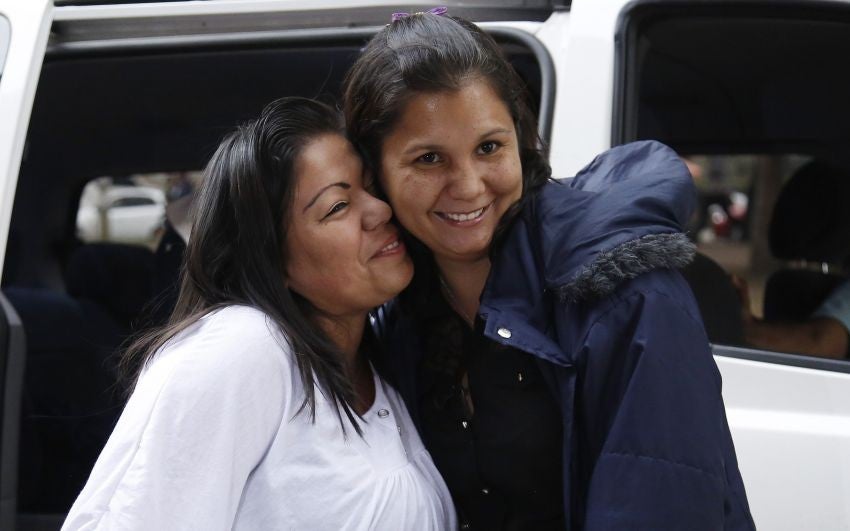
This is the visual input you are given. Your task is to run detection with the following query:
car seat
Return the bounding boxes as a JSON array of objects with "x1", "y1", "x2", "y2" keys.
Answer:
[
  {"x1": 8, "y1": 243, "x2": 156, "y2": 513},
  {"x1": 763, "y1": 161, "x2": 850, "y2": 321},
  {"x1": 680, "y1": 252, "x2": 745, "y2": 345},
  {"x1": 64, "y1": 243, "x2": 156, "y2": 328}
]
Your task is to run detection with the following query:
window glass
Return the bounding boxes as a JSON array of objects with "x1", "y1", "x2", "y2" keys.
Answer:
[
  {"x1": 687, "y1": 154, "x2": 810, "y2": 319},
  {"x1": 76, "y1": 171, "x2": 202, "y2": 247},
  {"x1": 683, "y1": 154, "x2": 850, "y2": 361},
  {"x1": 620, "y1": 8, "x2": 850, "y2": 362}
]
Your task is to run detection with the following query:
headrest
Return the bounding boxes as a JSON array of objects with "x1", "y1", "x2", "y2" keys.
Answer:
[
  {"x1": 64, "y1": 243, "x2": 155, "y2": 324},
  {"x1": 769, "y1": 160, "x2": 850, "y2": 264}
]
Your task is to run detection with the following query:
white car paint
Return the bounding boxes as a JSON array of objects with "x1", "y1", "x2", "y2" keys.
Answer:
[
  {"x1": 0, "y1": 0, "x2": 52, "y2": 278},
  {"x1": 2, "y1": 0, "x2": 850, "y2": 528}
]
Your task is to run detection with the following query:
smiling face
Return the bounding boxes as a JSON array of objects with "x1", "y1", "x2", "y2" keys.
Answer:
[
  {"x1": 379, "y1": 79, "x2": 523, "y2": 266},
  {"x1": 286, "y1": 133, "x2": 413, "y2": 318}
]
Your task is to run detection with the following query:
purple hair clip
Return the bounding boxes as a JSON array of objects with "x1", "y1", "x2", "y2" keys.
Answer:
[{"x1": 391, "y1": 6, "x2": 448, "y2": 22}]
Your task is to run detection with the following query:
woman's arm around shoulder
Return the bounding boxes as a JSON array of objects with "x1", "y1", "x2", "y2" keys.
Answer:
[
  {"x1": 576, "y1": 270, "x2": 755, "y2": 530},
  {"x1": 63, "y1": 306, "x2": 291, "y2": 531}
]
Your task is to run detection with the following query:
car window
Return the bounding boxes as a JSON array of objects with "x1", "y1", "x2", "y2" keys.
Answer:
[
  {"x1": 686, "y1": 154, "x2": 810, "y2": 316},
  {"x1": 616, "y1": 4, "x2": 850, "y2": 365}
]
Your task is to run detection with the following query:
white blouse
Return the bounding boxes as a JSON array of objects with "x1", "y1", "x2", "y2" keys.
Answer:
[{"x1": 62, "y1": 305, "x2": 457, "y2": 531}]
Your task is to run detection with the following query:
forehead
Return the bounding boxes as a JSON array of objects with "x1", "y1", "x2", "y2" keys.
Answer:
[
  {"x1": 392, "y1": 80, "x2": 514, "y2": 140},
  {"x1": 294, "y1": 133, "x2": 361, "y2": 194}
]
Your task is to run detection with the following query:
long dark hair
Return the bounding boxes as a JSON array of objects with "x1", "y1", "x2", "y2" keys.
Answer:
[
  {"x1": 342, "y1": 13, "x2": 552, "y2": 307},
  {"x1": 121, "y1": 97, "x2": 364, "y2": 432}
]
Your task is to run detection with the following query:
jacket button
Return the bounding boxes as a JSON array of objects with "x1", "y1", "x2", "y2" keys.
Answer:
[
  {"x1": 377, "y1": 409, "x2": 390, "y2": 418},
  {"x1": 497, "y1": 327, "x2": 512, "y2": 339},
  {"x1": 481, "y1": 488, "x2": 490, "y2": 495}
]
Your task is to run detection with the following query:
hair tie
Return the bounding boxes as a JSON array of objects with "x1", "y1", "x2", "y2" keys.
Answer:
[{"x1": 391, "y1": 6, "x2": 448, "y2": 22}]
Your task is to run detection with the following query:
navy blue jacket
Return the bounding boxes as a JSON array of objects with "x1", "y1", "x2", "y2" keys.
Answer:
[{"x1": 377, "y1": 141, "x2": 755, "y2": 530}]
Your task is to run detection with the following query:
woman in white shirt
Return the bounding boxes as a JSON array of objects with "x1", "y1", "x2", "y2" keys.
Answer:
[{"x1": 62, "y1": 98, "x2": 456, "y2": 531}]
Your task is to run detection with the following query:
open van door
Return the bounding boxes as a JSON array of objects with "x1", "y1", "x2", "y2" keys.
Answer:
[{"x1": 0, "y1": 0, "x2": 51, "y2": 528}]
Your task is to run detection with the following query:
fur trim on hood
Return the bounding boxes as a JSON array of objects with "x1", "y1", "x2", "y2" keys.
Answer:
[
  {"x1": 555, "y1": 232, "x2": 696, "y2": 303},
  {"x1": 482, "y1": 141, "x2": 698, "y2": 311}
]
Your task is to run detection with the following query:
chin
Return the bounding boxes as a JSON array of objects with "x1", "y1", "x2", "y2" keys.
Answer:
[
  {"x1": 380, "y1": 263, "x2": 414, "y2": 300},
  {"x1": 442, "y1": 240, "x2": 492, "y2": 261}
]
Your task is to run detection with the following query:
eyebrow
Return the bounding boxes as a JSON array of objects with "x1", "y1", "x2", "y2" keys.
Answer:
[
  {"x1": 401, "y1": 127, "x2": 514, "y2": 156},
  {"x1": 303, "y1": 182, "x2": 350, "y2": 213}
]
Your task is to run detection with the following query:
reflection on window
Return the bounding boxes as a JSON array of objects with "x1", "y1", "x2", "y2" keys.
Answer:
[
  {"x1": 687, "y1": 154, "x2": 810, "y2": 316},
  {"x1": 686, "y1": 154, "x2": 850, "y2": 360},
  {"x1": 76, "y1": 172, "x2": 201, "y2": 247}
]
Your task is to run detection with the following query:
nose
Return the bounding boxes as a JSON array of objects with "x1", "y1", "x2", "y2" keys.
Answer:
[
  {"x1": 361, "y1": 190, "x2": 393, "y2": 231},
  {"x1": 446, "y1": 157, "x2": 486, "y2": 201}
]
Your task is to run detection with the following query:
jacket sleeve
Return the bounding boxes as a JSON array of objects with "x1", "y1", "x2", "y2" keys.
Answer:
[{"x1": 577, "y1": 270, "x2": 753, "y2": 530}]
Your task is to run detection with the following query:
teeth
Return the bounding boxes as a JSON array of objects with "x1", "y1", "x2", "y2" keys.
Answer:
[
  {"x1": 444, "y1": 206, "x2": 485, "y2": 222},
  {"x1": 379, "y1": 240, "x2": 400, "y2": 253}
]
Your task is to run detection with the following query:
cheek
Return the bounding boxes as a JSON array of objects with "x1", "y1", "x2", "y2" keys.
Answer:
[
  {"x1": 286, "y1": 233, "x2": 352, "y2": 297},
  {"x1": 493, "y1": 153, "x2": 523, "y2": 197},
  {"x1": 381, "y1": 172, "x2": 415, "y2": 216},
  {"x1": 285, "y1": 248, "x2": 320, "y2": 296},
  {"x1": 382, "y1": 171, "x2": 442, "y2": 216}
]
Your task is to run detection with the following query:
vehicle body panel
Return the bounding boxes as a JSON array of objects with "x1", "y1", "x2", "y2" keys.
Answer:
[{"x1": 0, "y1": 0, "x2": 52, "y2": 276}]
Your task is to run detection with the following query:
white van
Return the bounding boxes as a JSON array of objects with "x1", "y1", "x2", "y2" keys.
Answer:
[{"x1": 1, "y1": 1, "x2": 849, "y2": 529}]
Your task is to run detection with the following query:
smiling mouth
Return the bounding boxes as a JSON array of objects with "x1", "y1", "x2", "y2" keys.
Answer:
[
  {"x1": 379, "y1": 240, "x2": 400, "y2": 253},
  {"x1": 372, "y1": 237, "x2": 405, "y2": 259},
  {"x1": 435, "y1": 203, "x2": 491, "y2": 223}
]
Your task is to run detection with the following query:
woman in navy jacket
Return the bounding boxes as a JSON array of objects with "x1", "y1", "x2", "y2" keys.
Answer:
[{"x1": 344, "y1": 12, "x2": 754, "y2": 530}]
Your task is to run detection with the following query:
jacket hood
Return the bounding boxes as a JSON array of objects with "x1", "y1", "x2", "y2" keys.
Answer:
[{"x1": 524, "y1": 141, "x2": 697, "y2": 302}]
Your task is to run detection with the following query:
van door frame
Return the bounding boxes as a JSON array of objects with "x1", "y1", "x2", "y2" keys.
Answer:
[{"x1": 0, "y1": 1, "x2": 52, "y2": 527}]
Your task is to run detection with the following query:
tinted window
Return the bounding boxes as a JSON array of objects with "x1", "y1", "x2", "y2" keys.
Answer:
[{"x1": 619, "y1": 6, "x2": 850, "y2": 364}]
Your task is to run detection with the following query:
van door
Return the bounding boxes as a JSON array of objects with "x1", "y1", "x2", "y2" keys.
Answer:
[{"x1": 0, "y1": 1, "x2": 51, "y2": 528}]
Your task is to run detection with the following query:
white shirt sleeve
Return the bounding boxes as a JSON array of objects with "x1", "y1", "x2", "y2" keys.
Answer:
[{"x1": 63, "y1": 308, "x2": 289, "y2": 531}]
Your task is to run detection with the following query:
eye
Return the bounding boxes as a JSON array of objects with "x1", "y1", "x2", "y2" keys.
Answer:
[
  {"x1": 417, "y1": 152, "x2": 442, "y2": 164},
  {"x1": 478, "y1": 141, "x2": 500, "y2": 155},
  {"x1": 322, "y1": 201, "x2": 348, "y2": 220}
]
